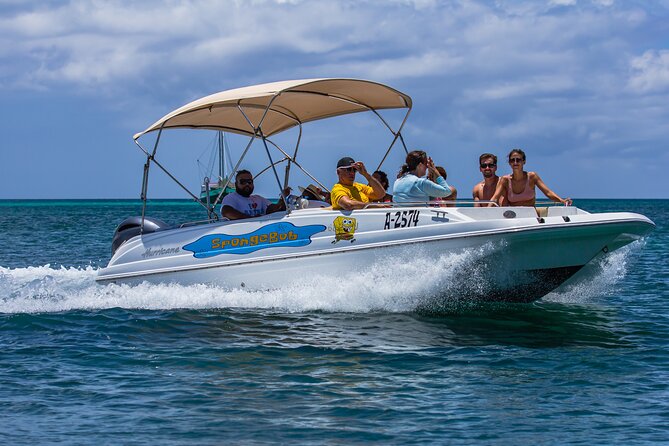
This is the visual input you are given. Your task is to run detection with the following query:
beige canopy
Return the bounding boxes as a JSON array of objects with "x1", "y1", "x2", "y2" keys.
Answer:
[{"x1": 134, "y1": 78, "x2": 412, "y2": 140}]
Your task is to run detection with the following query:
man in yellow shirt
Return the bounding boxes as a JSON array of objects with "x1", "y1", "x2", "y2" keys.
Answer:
[{"x1": 331, "y1": 156, "x2": 386, "y2": 210}]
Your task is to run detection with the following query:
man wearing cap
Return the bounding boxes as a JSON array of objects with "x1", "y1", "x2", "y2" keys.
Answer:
[{"x1": 331, "y1": 157, "x2": 386, "y2": 210}]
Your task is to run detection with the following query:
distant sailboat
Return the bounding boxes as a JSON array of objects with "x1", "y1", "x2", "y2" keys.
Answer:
[{"x1": 199, "y1": 131, "x2": 235, "y2": 203}]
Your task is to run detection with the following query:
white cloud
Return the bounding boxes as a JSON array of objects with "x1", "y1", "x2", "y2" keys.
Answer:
[
  {"x1": 0, "y1": 0, "x2": 653, "y2": 93},
  {"x1": 628, "y1": 50, "x2": 669, "y2": 93},
  {"x1": 313, "y1": 50, "x2": 464, "y2": 81},
  {"x1": 549, "y1": 0, "x2": 576, "y2": 6},
  {"x1": 0, "y1": 0, "x2": 667, "y2": 174},
  {"x1": 467, "y1": 75, "x2": 576, "y2": 100}
]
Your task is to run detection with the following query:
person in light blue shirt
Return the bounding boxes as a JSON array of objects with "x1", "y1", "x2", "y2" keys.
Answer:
[{"x1": 392, "y1": 150, "x2": 452, "y2": 204}]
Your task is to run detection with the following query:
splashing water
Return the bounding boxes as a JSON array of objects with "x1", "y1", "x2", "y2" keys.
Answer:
[
  {"x1": 543, "y1": 242, "x2": 643, "y2": 304},
  {"x1": 0, "y1": 241, "x2": 642, "y2": 314}
]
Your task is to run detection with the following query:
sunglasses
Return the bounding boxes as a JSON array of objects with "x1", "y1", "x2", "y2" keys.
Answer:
[
  {"x1": 480, "y1": 163, "x2": 497, "y2": 169},
  {"x1": 238, "y1": 179, "x2": 254, "y2": 185},
  {"x1": 338, "y1": 166, "x2": 356, "y2": 173},
  {"x1": 509, "y1": 157, "x2": 524, "y2": 164}
]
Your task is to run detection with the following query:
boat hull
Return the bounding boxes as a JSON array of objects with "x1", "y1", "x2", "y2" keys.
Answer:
[{"x1": 96, "y1": 206, "x2": 654, "y2": 303}]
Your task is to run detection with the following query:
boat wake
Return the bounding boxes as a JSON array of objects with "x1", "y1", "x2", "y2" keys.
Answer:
[{"x1": 0, "y1": 241, "x2": 642, "y2": 314}]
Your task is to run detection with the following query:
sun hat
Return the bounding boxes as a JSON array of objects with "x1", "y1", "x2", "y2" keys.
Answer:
[{"x1": 298, "y1": 184, "x2": 326, "y2": 201}]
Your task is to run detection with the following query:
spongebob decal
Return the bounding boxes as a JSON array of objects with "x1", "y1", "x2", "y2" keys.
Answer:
[
  {"x1": 183, "y1": 222, "x2": 326, "y2": 258},
  {"x1": 330, "y1": 216, "x2": 358, "y2": 244}
]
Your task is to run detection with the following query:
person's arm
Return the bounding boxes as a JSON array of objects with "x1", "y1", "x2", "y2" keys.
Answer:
[
  {"x1": 418, "y1": 172, "x2": 452, "y2": 198},
  {"x1": 533, "y1": 172, "x2": 572, "y2": 205},
  {"x1": 473, "y1": 184, "x2": 482, "y2": 207},
  {"x1": 266, "y1": 200, "x2": 286, "y2": 214},
  {"x1": 488, "y1": 177, "x2": 507, "y2": 207},
  {"x1": 221, "y1": 205, "x2": 251, "y2": 220},
  {"x1": 337, "y1": 195, "x2": 369, "y2": 210},
  {"x1": 266, "y1": 188, "x2": 290, "y2": 214},
  {"x1": 355, "y1": 162, "x2": 385, "y2": 200}
]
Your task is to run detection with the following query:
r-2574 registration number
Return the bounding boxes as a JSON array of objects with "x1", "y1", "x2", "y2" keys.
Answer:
[{"x1": 384, "y1": 210, "x2": 420, "y2": 230}]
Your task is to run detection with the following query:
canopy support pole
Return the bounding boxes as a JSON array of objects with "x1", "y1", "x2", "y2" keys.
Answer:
[
  {"x1": 210, "y1": 104, "x2": 261, "y2": 210},
  {"x1": 150, "y1": 157, "x2": 209, "y2": 207},
  {"x1": 375, "y1": 107, "x2": 412, "y2": 172},
  {"x1": 284, "y1": 123, "x2": 302, "y2": 192},
  {"x1": 259, "y1": 129, "x2": 289, "y2": 212},
  {"x1": 138, "y1": 125, "x2": 164, "y2": 234}
]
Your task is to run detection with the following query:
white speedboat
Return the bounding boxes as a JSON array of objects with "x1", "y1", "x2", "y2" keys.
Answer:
[{"x1": 97, "y1": 79, "x2": 654, "y2": 302}]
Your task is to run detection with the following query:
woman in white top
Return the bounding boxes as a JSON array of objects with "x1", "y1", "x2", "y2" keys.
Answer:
[{"x1": 393, "y1": 150, "x2": 452, "y2": 204}]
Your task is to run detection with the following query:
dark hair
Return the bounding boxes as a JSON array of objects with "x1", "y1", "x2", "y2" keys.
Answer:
[
  {"x1": 373, "y1": 170, "x2": 389, "y2": 190},
  {"x1": 235, "y1": 170, "x2": 252, "y2": 181},
  {"x1": 435, "y1": 166, "x2": 447, "y2": 179},
  {"x1": 479, "y1": 153, "x2": 497, "y2": 164},
  {"x1": 398, "y1": 150, "x2": 427, "y2": 178},
  {"x1": 508, "y1": 148, "x2": 526, "y2": 162}
]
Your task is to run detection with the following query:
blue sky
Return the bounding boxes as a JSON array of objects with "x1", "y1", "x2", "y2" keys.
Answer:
[{"x1": 1, "y1": 0, "x2": 668, "y2": 199}]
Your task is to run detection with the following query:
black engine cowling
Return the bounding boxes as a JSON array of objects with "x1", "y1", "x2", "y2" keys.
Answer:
[{"x1": 111, "y1": 216, "x2": 171, "y2": 256}]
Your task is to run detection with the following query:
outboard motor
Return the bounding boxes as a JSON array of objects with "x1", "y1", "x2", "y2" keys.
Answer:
[{"x1": 111, "y1": 216, "x2": 171, "y2": 256}]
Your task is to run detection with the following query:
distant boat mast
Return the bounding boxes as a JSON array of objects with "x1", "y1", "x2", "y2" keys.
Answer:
[{"x1": 217, "y1": 131, "x2": 233, "y2": 183}]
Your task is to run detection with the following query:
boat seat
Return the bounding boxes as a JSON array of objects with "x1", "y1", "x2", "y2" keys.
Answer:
[{"x1": 535, "y1": 207, "x2": 548, "y2": 218}]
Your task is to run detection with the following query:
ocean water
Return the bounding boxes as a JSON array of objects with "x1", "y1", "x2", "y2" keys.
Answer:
[{"x1": 0, "y1": 199, "x2": 667, "y2": 444}]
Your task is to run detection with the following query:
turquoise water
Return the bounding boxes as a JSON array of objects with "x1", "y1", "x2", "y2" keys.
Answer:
[{"x1": 1, "y1": 200, "x2": 667, "y2": 444}]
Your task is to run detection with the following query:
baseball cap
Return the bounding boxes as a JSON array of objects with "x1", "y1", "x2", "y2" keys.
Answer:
[{"x1": 336, "y1": 156, "x2": 356, "y2": 168}]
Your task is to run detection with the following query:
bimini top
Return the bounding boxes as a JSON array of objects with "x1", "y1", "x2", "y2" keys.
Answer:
[{"x1": 134, "y1": 78, "x2": 412, "y2": 140}]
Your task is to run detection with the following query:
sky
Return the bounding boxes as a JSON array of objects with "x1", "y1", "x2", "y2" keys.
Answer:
[{"x1": 1, "y1": 0, "x2": 668, "y2": 200}]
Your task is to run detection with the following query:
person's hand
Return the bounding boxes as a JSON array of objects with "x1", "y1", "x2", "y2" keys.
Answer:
[
  {"x1": 562, "y1": 198, "x2": 573, "y2": 206},
  {"x1": 354, "y1": 161, "x2": 369, "y2": 177},
  {"x1": 427, "y1": 166, "x2": 440, "y2": 180}
]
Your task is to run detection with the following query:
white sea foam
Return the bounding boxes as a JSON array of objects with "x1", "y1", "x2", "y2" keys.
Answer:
[
  {"x1": 0, "y1": 245, "x2": 488, "y2": 314},
  {"x1": 0, "y1": 242, "x2": 643, "y2": 314},
  {"x1": 543, "y1": 241, "x2": 643, "y2": 304}
]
